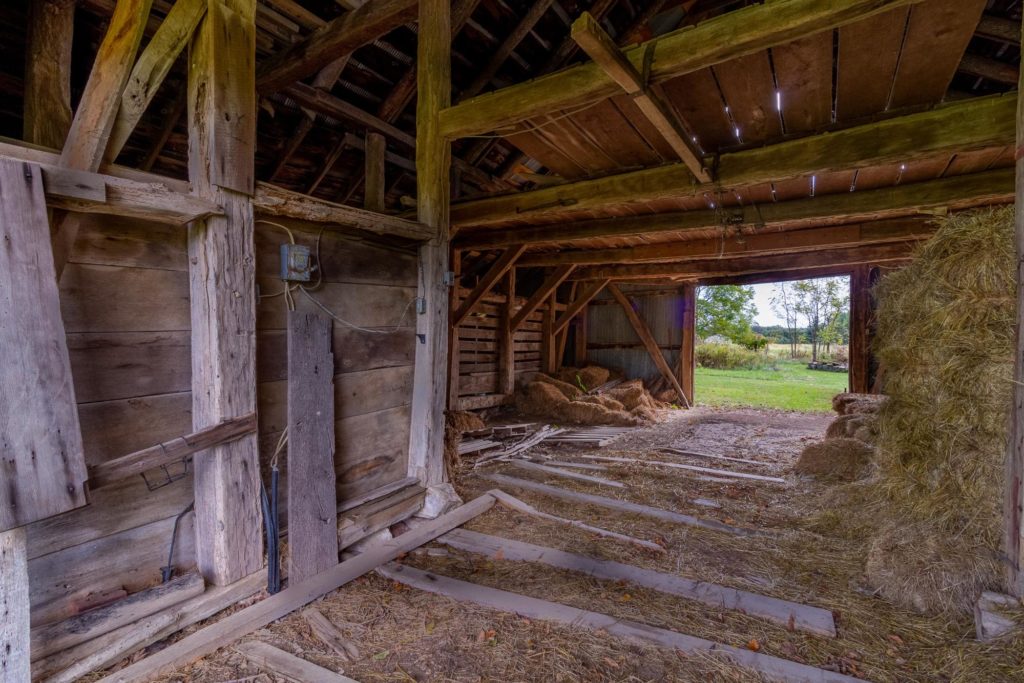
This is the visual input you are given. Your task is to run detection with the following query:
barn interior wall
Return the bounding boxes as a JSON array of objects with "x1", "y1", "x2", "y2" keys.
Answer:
[
  {"x1": 25, "y1": 214, "x2": 417, "y2": 629},
  {"x1": 586, "y1": 286, "x2": 685, "y2": 383}
]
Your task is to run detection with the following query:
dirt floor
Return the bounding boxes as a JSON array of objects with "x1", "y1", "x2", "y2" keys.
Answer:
[{"x1": 111, "y1": 407, "x2": 1024, "y2": 683}]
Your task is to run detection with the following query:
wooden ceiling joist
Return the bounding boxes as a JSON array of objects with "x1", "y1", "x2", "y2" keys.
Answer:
[
  {"x1": 451, "y1": 93, "x2": 1016, "y2": 227},
  {"x1": 571, "y1": 12, "x2": 711, "y2": 182},
  {"x1": 457, "y1": 167, "x2": 1013, "y2": 248},
  {"x1": 439, "y1": 0, "x2": 924, "y2": 140},
  {"x1": 256, "y1": 0, "x2": 417, "y2": 92},
  {"x1": 519, "y1": 218, "x2": 934, "y2": 266},
  {"x1": 571, "y1": 241, "x2": 920, "y2": 280}
]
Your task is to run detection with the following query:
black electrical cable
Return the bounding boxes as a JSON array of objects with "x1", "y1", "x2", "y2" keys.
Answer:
[
  {"x1": 161, "y1": 501, "x2": 195, "y2": 583},
  {"x1": 261, "y1": 466, "x2": 282, "y2": 594}
]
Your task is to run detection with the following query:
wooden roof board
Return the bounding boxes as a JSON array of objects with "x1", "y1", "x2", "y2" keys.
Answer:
[
  {"x1": 711, "y1": 50, "x2": 783, "y2": 145},
  {"x1": 566, "y1": 98, "x2": 667, "y2": 168},
  {"x1": 608, "y1": 93, "x2": 679, "y2": 162},
  {"x1": 657, "y1": 68, "x2": 734, "y2": 154},
  {"x1": 504, "y1": 128, "x2": 588, "y2": 179},
  {"x1": 772, "y1": 31, "x2": 835, "y2": 134},
  {"x1": 888, "y1": 0, "x2": 988, "y2": 109},
  {"x1": 834, "y1": 6, "x2": 909, "y2": 121}
]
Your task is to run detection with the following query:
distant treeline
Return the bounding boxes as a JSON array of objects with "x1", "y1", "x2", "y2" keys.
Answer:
[{"x1": 752, "y1": 321, "x2": 850, "y2": 345}]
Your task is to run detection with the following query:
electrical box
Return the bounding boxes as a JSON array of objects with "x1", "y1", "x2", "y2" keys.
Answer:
[{"x1": 280, "y1": 244, "x2": 313, "y2": 282}]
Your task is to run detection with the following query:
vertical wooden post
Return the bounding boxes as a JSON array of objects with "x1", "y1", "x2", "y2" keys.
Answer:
[
  {"x1": 364, "y1": 131, "x2": 386, "y2": 213},
  {"x1": 24, "y1": 0, "x2": 74, "y2": 150},
  {"x1": 287, "y1": 312, "x2": 339, "y2": 582},
  {"x1": 542, "y1": 291, "x2": 558, "y2": 375},
  {"x1": 849, "y1": 264, "x2": 871, "y2": 394},
  {"x1": 187, "y1": 0, "x2": 262, "y2": 585},
  {"x1": 447, "y1": 249, "x2": 462, "y2": 410},
  {"x1": 574, "y1": 306, "x2": 589, "y2": 367},
  {"x1": 679, "y1": 282, "x2": 696, "y2": 407},
  {"x1": 499, "y1": 268, "x2": 516, "y2": 394},
  {"x1": 1005, "y1": 19, "x2": 1024, "y2": 596},
  {"x1": 0, "y1": 528, "x2": 28, "y2": 681},
  {"x1": 409, "y1": 0, "x2": 451, "y2": 485}
]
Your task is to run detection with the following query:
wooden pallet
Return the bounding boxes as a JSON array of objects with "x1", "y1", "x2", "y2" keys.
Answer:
[{"x1": 543, "y1": 426, "x2": 634, "y2": 447}]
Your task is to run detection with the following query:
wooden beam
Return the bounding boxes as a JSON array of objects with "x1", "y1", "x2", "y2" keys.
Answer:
[
  {"x1": 452, "y1": 245, "x2": 527, "y2": 326},
  {"x1": 380, "y1": 564, "x2": 860, "y2": 682},
  {"x1": 978, "y1": 13, "x2": 1020, "y2": 44},
  {"x1": 553, "y1": 278, "x2": 610, "y2": 335},
  {"x1": 105, "y1": 0, "x2": 206, "y2": 162},
  {"x1": 283, "y1": 81, "x2": 416, "y2": 147},
  {"x1": 24, "y1": 0, "x2": 74, "y2": 150},
  {"x1": 542, "y1": 291, "x2": 558, "y2": 374},
  {"x1": 571, "y1": 12, "x2": 711, "y2": 182},
  {"x1": 848, "y1": 264, "x2": 871, "y2": 394},
  {"x1": 959, "y1": 53, "x2": 1019, "y2": 86},
  {"x1": 287, "y1": 312, "x2": 339, "y2": 583},
  {"x1": 573, "y1": 242, "x2": 920, "y2": 280},
  {"x1": 94, "y1": 495, "x2": 497, "y2": 683},
  {"x1": 88, "y1": 413, "x2": 258, "y2": 489},
  {"x1": 439, "y1": 0, "x2": 923, "y2": 139},
  {"x1": 187, "y1": 0, "x2": 262, "y2": 586},
  {"x1": 457, "y1": 167, "x2": 1013, "y2": 249},
  {"x1": 583, "y1": 455, "x2": 785, "y2": 483},
  {"x1": 0, "y1": 159, "x2": 87, "y2": 531},
  {"x1": 607, "y1": 283, "x2": 690, "y2": 407},
  {"x1": 256, "y1": 0, "x2": 416, "y2": 93},
  {"x1": 512, "y1": 264, "x2": 575, "y2": 331},
  {"x1": 254, "y1": 181, "x2": 433, "y2": 240},
  {"x1": 499, "y1": 268, "x2": 516, "y2": 394},
  {"x1": 679, "y1": 282, "x2": 696, "y2": 406},
  {"x1": 364, "y1": 132, "x2": 386, "y2": 212},
  {"x1": 519, "y1": 218, "x2": 935, "y2": 266},
  {"x1": 408, "y1": 0, "x2": 452, "y2": 487},
  {"x1": 451, "y1": 94, "x2": 1016, "y2": 228},
  {"x1": 0, "y1": 529, "x2": 28, "y2": 681},
  {"x1": 1005, "y1": 11, "x2": 1024, "y2": 598},
  {"x1": 460, "y1": 0, "x2": 557, "y2": 100}
]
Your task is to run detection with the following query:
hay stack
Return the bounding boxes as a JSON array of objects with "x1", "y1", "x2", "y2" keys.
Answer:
[
  {"x1": 557, "y1": 365, "x2": 611, "y2": 391},
  {"x1": 795, "y1": 438, "x2": 874, "y2": 481},
  {"x1": 862, "y1": 206, "x2": 1016, "y2": 615},
  {"x1": 444, "y1": 410, "x2": 488, "y2": 476},
  {"x1": 515, "y1": 371, "x2": 663, "y2": 427},
  {"x1": 832, "y1": 392, "x2": 885, "y2": 416},
  {"x1": 532, "y1": 373, "x2": 583, "y2": 400}
]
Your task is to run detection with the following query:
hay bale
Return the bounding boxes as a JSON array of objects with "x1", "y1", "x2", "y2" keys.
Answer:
[
  {"x1": 555, "y1": 365, "x2": 610, "y2": 391},
  {"x1": 825, "y1": 414, "x2": 875, "y2": 442},
  {"x1": 576, "y1": 395, "x2": 625, "y2": 411},
  {"x1": 857, "y1": 206, "x2": 1016, "y2": 615},
  {"x1": 558, "y1": 400, "x2": 641, "y2": 427},
  {"x1": 516, "y1": 381, "x2": 570, "y2": 416},
  {"x1": 533, "y1": 373, "x2": 583, "y2": 400},
  {"x1": 795, "y1": 439, "x2": 874, "y2": 481},
  {"x1": 832, "y1": 392, "x2": 885, "y2": 416},
  {"x1": 447, "y1": 410, "x2": 485, "y2": 434}
]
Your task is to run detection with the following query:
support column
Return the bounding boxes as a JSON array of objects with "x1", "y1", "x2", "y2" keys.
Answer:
[
  {"x1": 542, "y1": 291, "x2": 557, "y2": 375},
  {"x1": 409, "y1": 0, "x2": 451, "y2": 485},
  {"x1": 679, "y1": 282, "x2": 696, "y2": 407},
  {"x1": 364, "y1": 131, "x2": 386, "y2": 212},
  {"x1": 1005, "y1": 23, "x2": 1024, "y2": 595},
  {"x1": 447, "y1": 249, "x2": 462, "y2": 410},
  {"x1": 574, "y1": 306, "x2": 588, "y2": 367},
  {"x1": 187, "y1": 0, "x2": 262, "y2": 585},
  {"x1": 849, "y1": 264, "x2": 872, "y2": 394},
  {"x1": 499, "y1": 268, "x2": 516, "y2": 394}
]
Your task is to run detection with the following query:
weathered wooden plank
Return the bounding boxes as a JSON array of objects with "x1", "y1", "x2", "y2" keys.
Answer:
[
  {"x1": 30, "y1": 572, "x2": 205, "y2": 661},
  {"x1": 287, "y1": 312, "x2": 340, "y2": 582},
  {"x1": 0, "y1": 529, "x2": 29, "y2": 681},
  {"x1": 95, "y1": 495, "x2": 497, "y2": 683},
  {"x1": 439, "y1": 0, "x2": 921, "y2": 139},
  {"x1": 482, "y1": 474, "x2": 755, "y2": 536},
  {"x1": 441, "y1": 529, "x2": 836, "y2": 636},
  {"x1": 452, "y1": 245, "x2": 527, "y2": 326},
  {"x1": 0, "y1": 160, "x2": 87, "y2": 531},
  {"x1": 88, "y1": 413, "x2": 258, "y2": 489},
  {"x1": 188, "y1": 0, "x2": 262, "y2": 586},
  {"x1": 302, "y1": 608, "x2": 360, "y2": 660},
  {"x1": 24, "y1": 0, "x2": 74, "y2": 149},
  {"x1": 235, "y1": 641, "x2": 358, "y2": 682},
  {"x1": 78, "y1": 392, "x2": 193, "y2": 468},
  {"x1": 509, "y1": 460, "x2": 626, "y2": 488},
  {"x1": 582, "y1": 455, "x2": 786, "y2": 483},
  {"x1": 379, "y1": 565, "x2": 859, "y2": 682}
]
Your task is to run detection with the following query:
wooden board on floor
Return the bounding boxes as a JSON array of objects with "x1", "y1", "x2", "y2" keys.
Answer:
[
  {"x1": 288, "y1": 311, "x2": 340, "y2": 583},
  {"x1": 0, "y1": 159, "x2": 88, "y2": 531},
  {"x1": 235, "y1": 641, "x2": 358, "y2": 682},
  {"x1": 583, "y1": 455, "x2": 786, "y2": 483},
  {"x1": 379, "y1": 564, "x2": 861, "y2": 683},
  {"x1": 440, "y1": 529, "x2": 836, "y2": 637},
  {"x1": 481, "y1": 474, "x2": 755, "y2": 537},
  {"x1": 509, "y1": 459, "x2": 626, "y2": 488}
]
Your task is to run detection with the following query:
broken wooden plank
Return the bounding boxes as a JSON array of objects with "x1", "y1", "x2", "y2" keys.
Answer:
[
  {"x1": 234, "y1": 641, "x2": 358, "y2": 682},
  {"x1": 35, "y1": 571, "x2": 267, "y2": 683},
  {"x1": 337, "y1": 482, "x2": 426, "y2": 550},
  {"x1": 302, "y1": 608, "x2": 361, "y2": 660},
  {"x1": 95, "y1": 495, "x2": 497, "y2": 683},
  {"x1": 582, "y1": 455, "x2": 786, "y2": 484},
  {"x1": 0, "y1": 528, "x2": 29, "y2": 682},
  {"x1": 488, "y1": 488, "x2": 664, "y2": 552},
  {"x1": 0, "y1": 159, "x2": 87, "y2": 531},
  {"x1": 509, "y1": 459, "x2": 626, "y2": 489},
  {"x1": 440, "y1": 529, "x2": 836, "y2": 637},
  {"x1": 539, "y1": 459, "x2": 610, "y2": 471},
  {"x1": 659, "y1": 446, "x2": 767, "y2": 467},
  {"x1": 288, "y1": 311, "x2": 340, "y2": 583},
  {"x1": 31, "y1": 572, "x2": 205, "y2": 662},
  {"x1": 481, "y1": 475, "x2": 756, "y2": 537},
  {"x1": 378, "y1": 564, "x2": 860, "y2": 683},
  {"x1": 974, "y1": 591, "x2": 1020, "y2": 642},
  {"x1": 88, "y1": 413, "x2": 258, "y2": 489}
]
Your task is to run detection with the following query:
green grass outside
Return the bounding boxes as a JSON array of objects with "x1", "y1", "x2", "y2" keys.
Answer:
[{"x1": 695, "y1": 358, "x2": 849, "y2": 412}]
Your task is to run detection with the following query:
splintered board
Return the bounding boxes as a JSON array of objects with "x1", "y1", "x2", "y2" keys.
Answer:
[{"x1": 0, "y1": 159, "x2": 87, "y2": 530}]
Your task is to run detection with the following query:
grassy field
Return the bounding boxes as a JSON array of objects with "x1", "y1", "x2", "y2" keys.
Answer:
[{"x1": 695, "y1": 357, "x2": 848, "y2": 412}]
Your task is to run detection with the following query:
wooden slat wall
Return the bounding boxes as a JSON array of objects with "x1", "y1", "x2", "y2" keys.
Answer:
[{"x1": 25, "y1": 214, "x2": 418, "y2": 629}]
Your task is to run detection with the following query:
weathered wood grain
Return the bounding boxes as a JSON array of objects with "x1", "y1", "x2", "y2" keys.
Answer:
[
  {"x1": 0, "y1": 529, "x2": 29, "y2": 681},
  {"x1": 235, "y1": 641, "x2": 358, "y2": 682},
  {"x1": 0, "y1": 160, "x2": 87, "y2": 531},
  {"x1": 23, "y1": 0, "x2": 74, "y2": 149}
]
